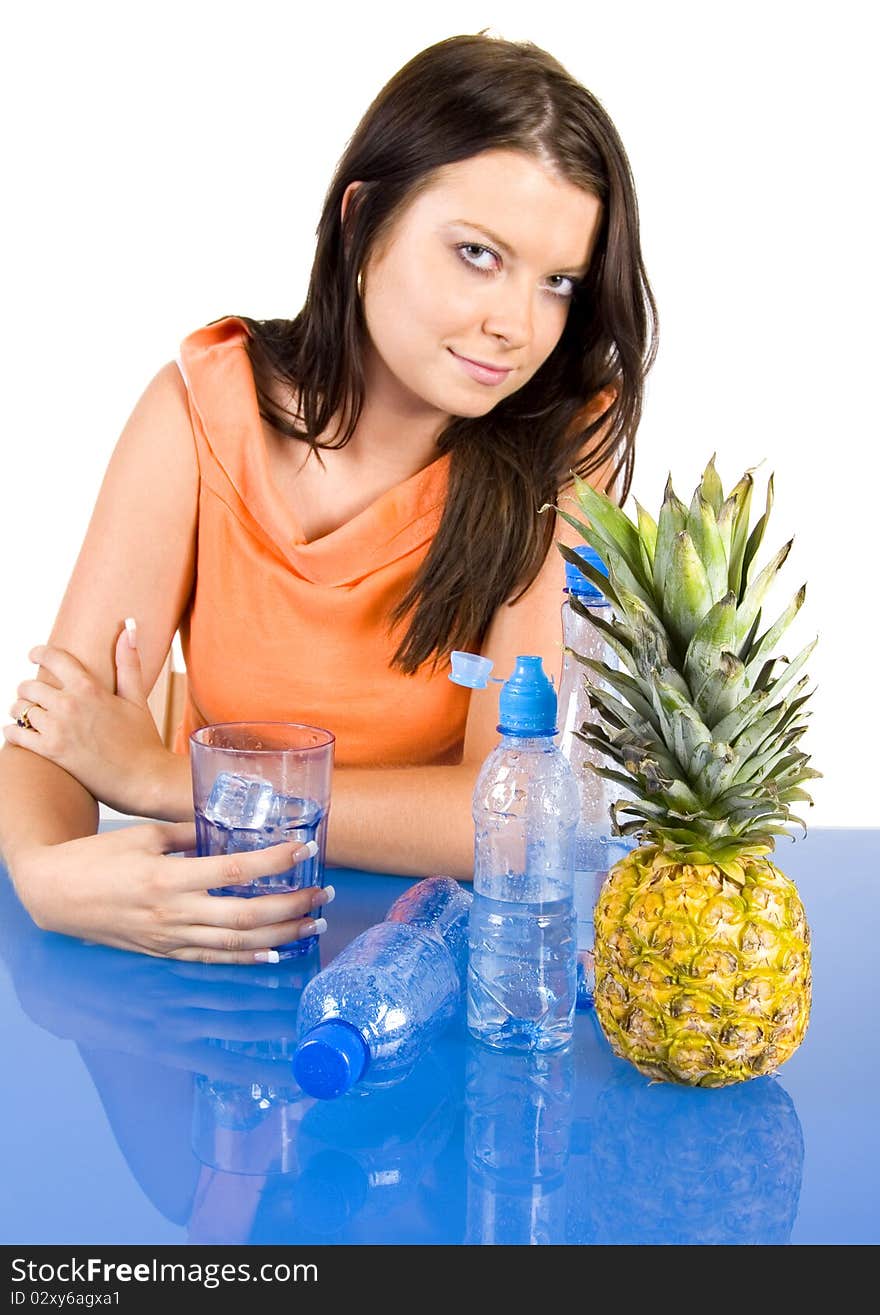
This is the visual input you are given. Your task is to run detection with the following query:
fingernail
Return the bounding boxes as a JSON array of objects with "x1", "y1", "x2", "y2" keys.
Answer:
[
  {"x1": 300, "y1": 839, "x2": 319, "y2": 858},
  {"x1": 306, "y1": 917, "x2": 327, "y2": 936},
  {"x1": 124, "y1": 617, "x2": 137, "y2": 649},
  {"x1": 254, "y1": 950, "x2": 280, "y2": 963},
  {"x1": 321, "y1": 884, "x2": 336, "y2": 904}
]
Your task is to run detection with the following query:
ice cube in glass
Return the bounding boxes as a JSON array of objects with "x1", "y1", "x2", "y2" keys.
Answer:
[{"x1": 203, "y1": 772, "x2": 274, "y2": 830}]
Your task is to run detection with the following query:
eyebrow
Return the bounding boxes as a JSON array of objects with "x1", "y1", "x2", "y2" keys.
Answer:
[{"x1": 447, "y1": 219, "x2": 590, "y2": 276}]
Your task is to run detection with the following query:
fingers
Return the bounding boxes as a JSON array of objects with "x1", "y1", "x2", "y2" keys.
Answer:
[
  {"x1": 169, "y1": 910, "x2": 327, "y2": 962},
  {"x1": 3, "y1": 705, "x2": 51, "y2": 751},
  {"x1": 8, "y1": 699, "x2": 49, "y2": 731},
  {"x1": 114, "y1": 621, "x2": 149, "y2": 707},
  {"x1": 182, "y1": 882, "x2": 333, "y2": 930},
  {"x1": 170, "y1": 835, "x2": 321, "y2": 894},
  {"x1": 12, "y1": 679, "x2": 59, "y2": 714},
  {"x1": 148, "y1": 856, "x2": 334, "y2": 965},
  {"x1": 27, "y1": 644, "x2": 91, "y2": 689}
]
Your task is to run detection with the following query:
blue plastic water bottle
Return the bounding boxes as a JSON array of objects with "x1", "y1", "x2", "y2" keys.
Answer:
[
  {"x1": 292, "y1": 877, "x2": 472, "y2": 1099},
  {"x1": 556, "y1": 546, "x2": 635, "y2": 1010},
  {"x1": 453, "y1": 654, "x2": 579, "y2": 1052}
]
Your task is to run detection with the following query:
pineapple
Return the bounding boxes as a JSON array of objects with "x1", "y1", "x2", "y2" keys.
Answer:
[{"x1": 551, "y1": 456, "x2": 818, "y2": 1087}]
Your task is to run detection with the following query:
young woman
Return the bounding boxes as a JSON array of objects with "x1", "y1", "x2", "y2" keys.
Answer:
[{"x1": 0, "y1": 32, "x2": 658, "y2": 963}]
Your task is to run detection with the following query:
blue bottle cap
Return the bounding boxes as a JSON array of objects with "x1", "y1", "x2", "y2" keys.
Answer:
[
  {"x1": 293, "y1": 1020, "x2": 370, "y2": 1100},
  {"x1": 449, "y1": 650, "x2": 495, "y2": 688},
  {"x1": 565, "y1": 544, "x2": 610, "y2": 601},
  {"x1": 498, "y1": 655, "x2": 557, "y2": 736}
]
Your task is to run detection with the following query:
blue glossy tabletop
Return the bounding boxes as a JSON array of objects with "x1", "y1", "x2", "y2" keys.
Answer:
[{"x1": 1, "y1": 827, "x2": 877, "y2": 1246}]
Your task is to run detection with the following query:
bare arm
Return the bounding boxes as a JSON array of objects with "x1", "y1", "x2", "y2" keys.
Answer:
[
  {"x1": 0, "y1": 748, "x2": 99, "y2": 872},
  {"x1": 0, "y1": 360, "x2": 196, "y2": 867},
  {"x1": 1, "y1": 363, "x2": 326, "y2": 959}
]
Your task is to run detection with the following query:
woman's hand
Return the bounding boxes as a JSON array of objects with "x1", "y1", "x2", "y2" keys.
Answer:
[
  {"x1": 4, "y1": 621, "x2": 175, "y2": 817},
  {"x1": 10, "y1": 821, "x2": 333, "y2": 964}
]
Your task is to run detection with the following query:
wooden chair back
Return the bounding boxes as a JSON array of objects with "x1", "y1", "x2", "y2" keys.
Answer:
[{"x1": 147, "y1": 648, "x2": 187, "y2": 750}]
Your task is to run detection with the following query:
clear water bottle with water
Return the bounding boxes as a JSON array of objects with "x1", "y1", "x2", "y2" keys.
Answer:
[
  {"x1": 454, "y1": 654, "x2": 579, "y2": 1053},
  {"x1": 557, "y1": 545, "x2": 634, "y2": 1010},
  {"x1": 292, "y1": 876, "x2": 472, "y2": 1099}
]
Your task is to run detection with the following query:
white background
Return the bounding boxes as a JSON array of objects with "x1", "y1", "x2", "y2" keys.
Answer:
[{"x1": 1, "y1": 0, "x2": 876, "y2": 826}]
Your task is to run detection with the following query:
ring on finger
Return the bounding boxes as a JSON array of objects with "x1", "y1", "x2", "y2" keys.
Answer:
[{"x1": 16, "y1": 701, "x2": 41, "y2": 731}]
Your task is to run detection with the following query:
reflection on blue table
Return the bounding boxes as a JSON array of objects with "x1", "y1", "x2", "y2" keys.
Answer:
[
  {"x1": 0, "y1": 855, "x2": 823, "y2": 1245},
  {"x1": 466, "y1": 1043, "x2": 574, "y2": 1245},
  {"x1": 586, "y1": 1063, "x2": 803, "y2": 1244}
]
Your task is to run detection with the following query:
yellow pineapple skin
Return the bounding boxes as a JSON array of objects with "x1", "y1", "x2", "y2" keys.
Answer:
[{"x1": 593, "y1": 846, "x2": 812, "y2": 1087}]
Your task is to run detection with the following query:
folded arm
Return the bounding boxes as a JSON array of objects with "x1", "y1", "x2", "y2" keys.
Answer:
[{"x1": 0, "y1": 362, "x2": 326, "y2": 960}]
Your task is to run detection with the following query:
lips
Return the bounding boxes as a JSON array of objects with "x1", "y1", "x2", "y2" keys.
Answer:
[
  {"x1": 450, "y1": 349, "x2": 512, "y2": 375},
  {"x1": 449, "y1": 350, "x2": 513, "y2": 388}
]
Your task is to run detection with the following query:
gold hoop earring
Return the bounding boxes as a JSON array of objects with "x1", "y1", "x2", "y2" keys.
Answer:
[{"x1": 357, "y1": 269, "x2": 364, "y2": 299}]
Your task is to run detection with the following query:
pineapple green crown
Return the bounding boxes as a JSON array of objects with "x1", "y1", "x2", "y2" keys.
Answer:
[{"x1": 551, "y1": 455, "x2": 820, "y2": 867}]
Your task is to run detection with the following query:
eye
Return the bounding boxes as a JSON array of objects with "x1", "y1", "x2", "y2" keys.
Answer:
[
  {"x1": 455, "y1": 243, "x2": 580, "y2": 299},
  {"x1": 546, "y1": 274, "x2": 581, "y2": 298},
  {"x1": 456, "y1": 243, "x2": 497, "y2": 273}
]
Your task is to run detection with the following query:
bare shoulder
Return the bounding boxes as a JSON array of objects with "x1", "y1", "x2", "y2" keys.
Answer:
[{"x1": 112, "y1": 358, "x2": 194, "y2": 462}]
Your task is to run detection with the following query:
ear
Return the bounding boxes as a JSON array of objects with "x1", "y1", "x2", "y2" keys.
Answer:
[{"x1": 341, "y1": 180, "x2": 364, "y2": 227}]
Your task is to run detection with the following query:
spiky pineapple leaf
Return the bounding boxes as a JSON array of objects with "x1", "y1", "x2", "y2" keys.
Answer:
[
  {"x1": 735, "y1": 539, "x2": 793, "y2": 648},
  {"x1": 652, "y1": 477, "x2": 688, "y2": 603},
  {"x1": 570, "y1": 473, "x2": 649, "y2": 590},
  {"x1": 777, "y1": 787, "x2": 816, "y2": 804},
  {"x1": 711, "y1": 687, "x2": 774, "y2": 744},
  {"x1": 759, "y1": 636, "x2": 819, "y2": 705},
  {"x1": 730, "y1": 700, "x2": 795, "y2": 756},
  {"x1": 684, "y1": 592, "x2": 737, "y2": 697},
  {"x1": 719, "y1": 473, "x2": 754, "y2": 598},
  {"x1": 695, "y1": 651, "x2": 749, "y2": 726},
  {"x1": 662, "y1": 531, "x2": 714, "y2": 653},
  {"x1": 604, "y1": 547, "x2": 659, "y2": 614},
  {"x1": 693, "y1": 742, "x2": 737, "y2": 803},
  {"x1": 699, "y1": 453, "x2": 725, "y2": 517},
  {"x1": 737, "y1": 608, "x2": 763, "y2": 664},
  {"x1": 741, "y1": 472, "x2": 774, "y2": 589},
  {"x1": 616, "y1": 595, "x2": 690, "y2": 696},
  {"x1": 564, "y1": 597, "x2": 642, "y2": 683},
  {"x1": 633, "y1": 498, "x2": 658, "y2": 565},
  {"x1": 580, "y1": 684, "x2": 653, "y2": 736},
  {"x1": 687, "y1": 491, "x2": 728, "y2": 602},
  {"x1": 574, "y1": 657, "x2": 661, "y2": 730},
  {"x1": 742, "y1": 585, "x2": 806, "y2": 680}
]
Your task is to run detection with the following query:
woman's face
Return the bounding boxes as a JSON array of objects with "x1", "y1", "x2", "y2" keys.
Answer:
[{"x1": 347, "y1": 149, "x2": 604, "y2": 425}]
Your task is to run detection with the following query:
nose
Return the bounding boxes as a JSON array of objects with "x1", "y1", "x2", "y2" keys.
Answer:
[{"x1": 481, "y1": 274, "x2": 533, "y2": 350}]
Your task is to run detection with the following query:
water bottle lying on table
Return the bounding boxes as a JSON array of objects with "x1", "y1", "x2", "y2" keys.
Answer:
[{"x1": 292, "y1": 876, "x2": 473, "y2": 1100}]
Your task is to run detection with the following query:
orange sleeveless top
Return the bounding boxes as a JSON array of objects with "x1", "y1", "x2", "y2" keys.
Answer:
[{"x1": 171, "y1": 315, "x2": 472, "y2": 766}]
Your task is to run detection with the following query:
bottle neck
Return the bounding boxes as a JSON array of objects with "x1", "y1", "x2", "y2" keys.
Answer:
[
  {"x1": 562, "y1": 595, "x2": 610, "y2": 640},
  {"x1": 564, "y1": 592, "x2": 609, "y2": 611},
  {"x1": 496, "y1": 730, "x2": 557, "y2": 746}
]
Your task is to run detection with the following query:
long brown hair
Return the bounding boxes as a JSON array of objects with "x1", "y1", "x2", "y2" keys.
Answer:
[{"x1": 232, "y1": 31, "x2": 658, "y2": 674}]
